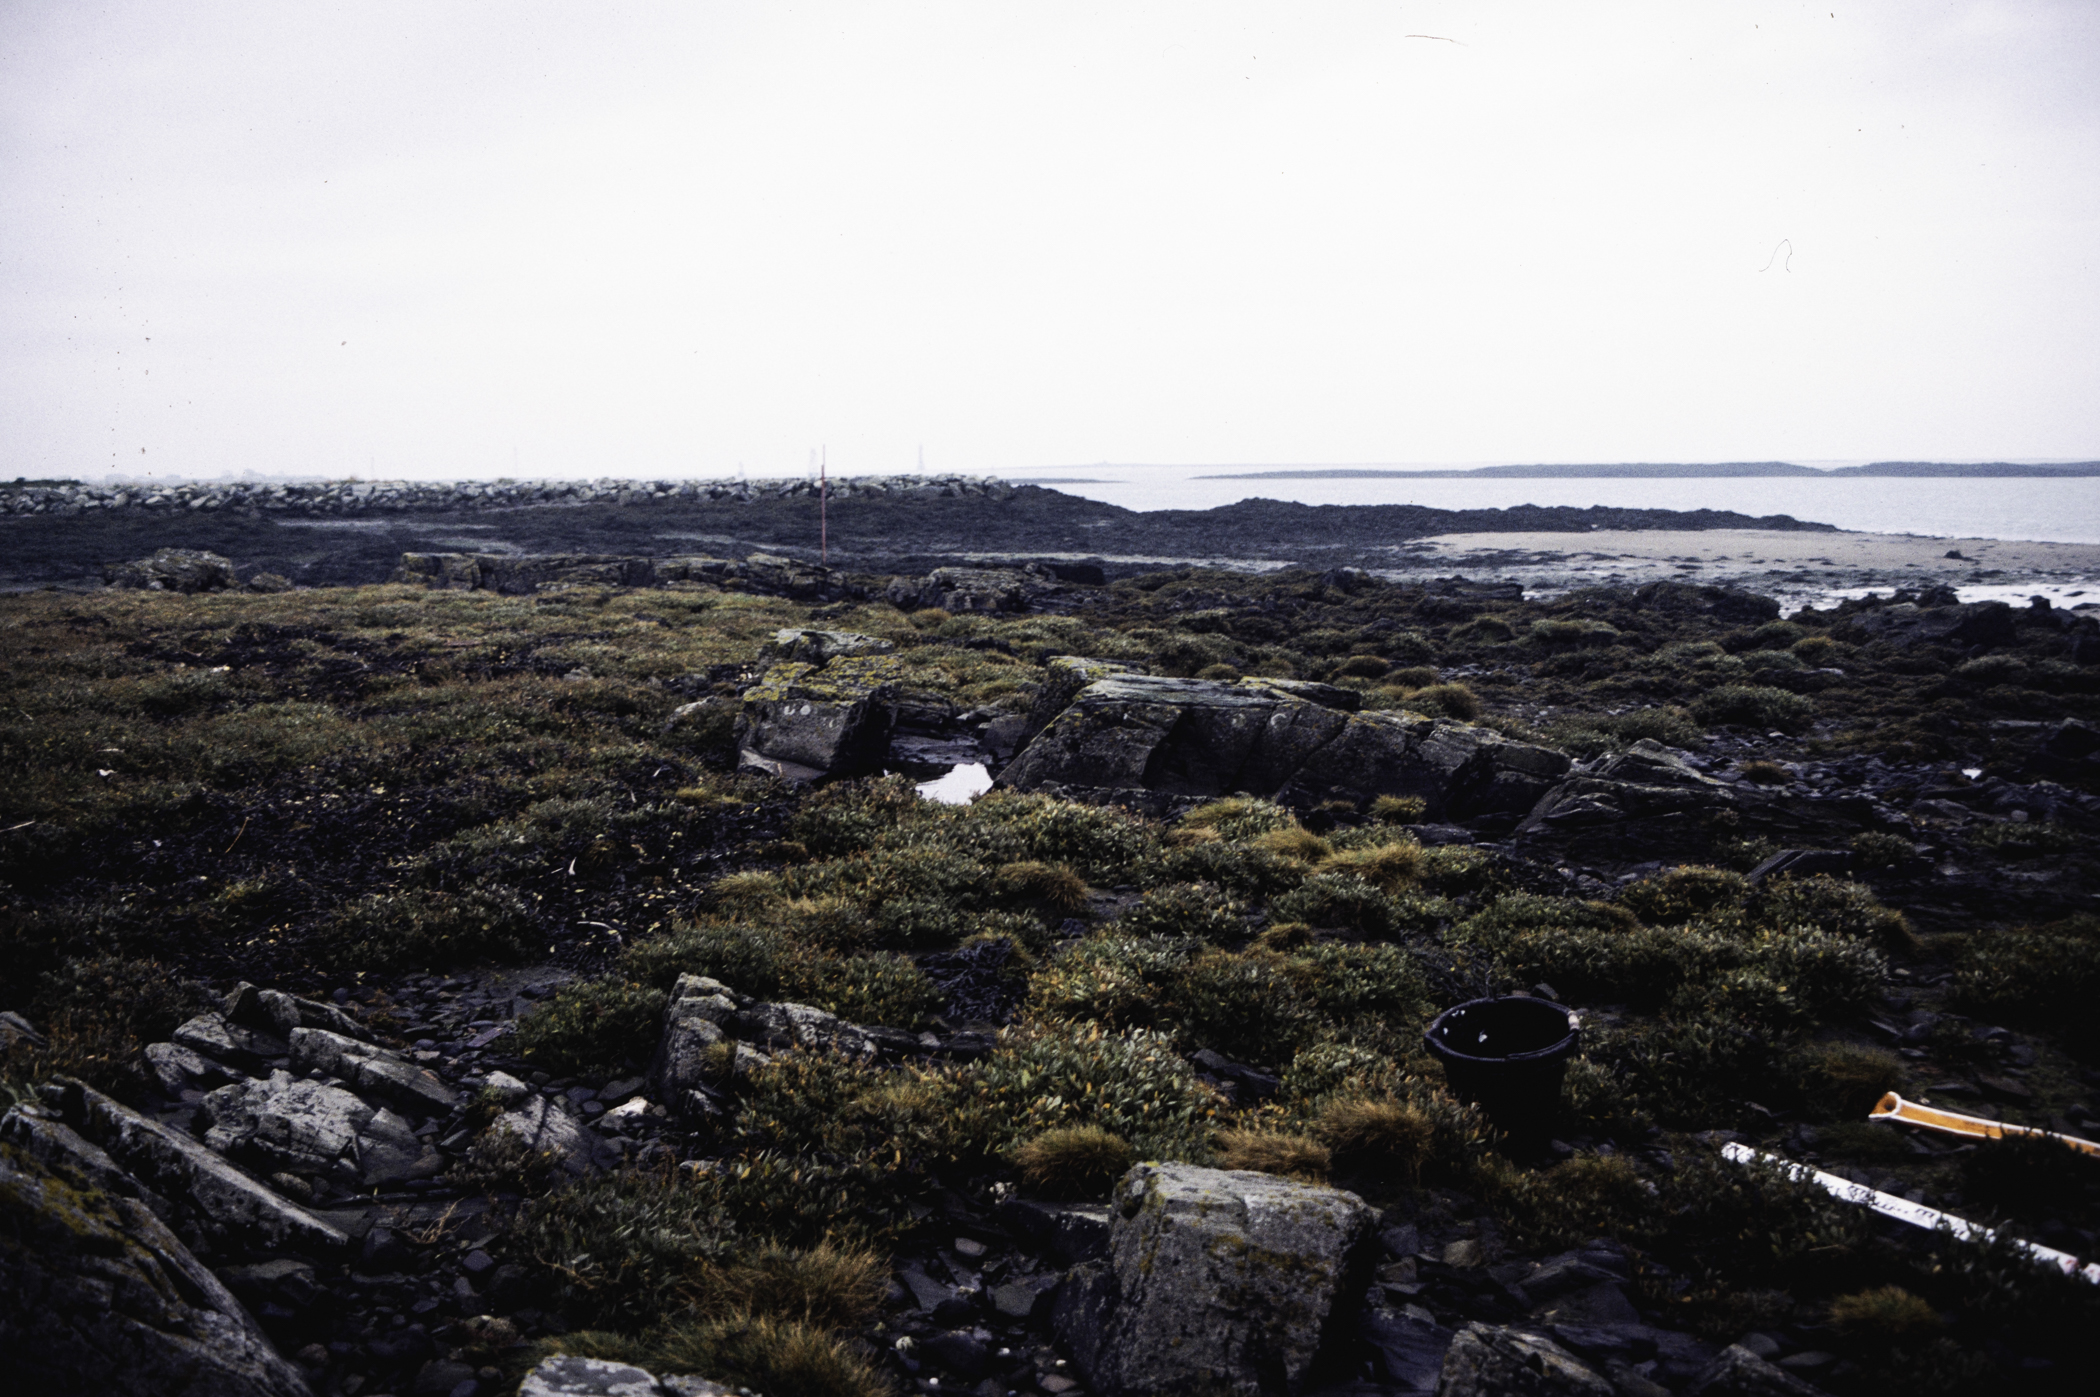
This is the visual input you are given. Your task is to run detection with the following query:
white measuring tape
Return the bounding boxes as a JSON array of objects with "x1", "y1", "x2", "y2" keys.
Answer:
[{"x1": 1720, "y1": 1142, "x2": 2100, "y2": 1285}]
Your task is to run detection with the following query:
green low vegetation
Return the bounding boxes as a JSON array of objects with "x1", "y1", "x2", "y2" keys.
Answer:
[{"x1": 3, "y1": 565, "x2": 2097, "y2": 1392}]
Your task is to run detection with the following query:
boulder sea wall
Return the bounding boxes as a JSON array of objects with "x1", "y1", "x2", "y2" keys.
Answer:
[{"x1": 9, "y1": 472, "x2": 1013, "y2": 519}]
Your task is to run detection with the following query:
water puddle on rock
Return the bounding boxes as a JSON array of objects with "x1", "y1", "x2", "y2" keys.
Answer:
[{"x1": 915, "y1": 762, "x2": 993, "y2": 804}]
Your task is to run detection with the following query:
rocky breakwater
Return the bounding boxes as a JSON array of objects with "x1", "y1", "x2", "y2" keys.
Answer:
[
  {"x1": 1, "y1": 472, "x2": 1016, "y2": 519},
  {"x1": 997, "y1": 658, "x2": 1573, "y2": 827}
]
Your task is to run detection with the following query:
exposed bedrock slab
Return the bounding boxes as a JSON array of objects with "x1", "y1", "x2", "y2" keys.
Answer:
[
  {"x1": 1683, "y1": 1343, "x2": 1832, "y2": 1396},
  {"x1": 287, "y1": 1027, "x2": 459, "y2": 1115},
  {"x1": 725, "y1": 1000, "x2": 877, "y2": 1061},
  {"x1": 1000, "y1": 671, "x2": 1569, "y2": 819},
  {"x1": 31, "y1": 1079, "x2": 348, "y2": 1256},
  {"x1": 1434, "y1": 1323, "x2": 1616, "y2": 1396},
  {"x1": 1053, "y1": 1161, "x2": 1373, "y2": 1397},
  {"x1": 172, "y1": 1012, "x2": 288, "y2": 1071},
  {"x1": 223, "y1": 982, "x2": 371, "y2": 1044},
  {"x1": 0, "y1": 1113, "x2": 314, "y2": 1397},
  {"x1": 202, "y1": 1071, "x2": 439, "y2": 1187},
  {"x1": 144, "y1": 1041, "x2": 244, "y2": 1096},
  {"x1": 734, "y1": 655, "x2": 908, "y2": 781}
]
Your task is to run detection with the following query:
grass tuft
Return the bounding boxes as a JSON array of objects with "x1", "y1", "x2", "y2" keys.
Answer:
[
  {"x1": 1213, "y1": 1129, "x2": 1331, "y2": 1181},
  {"x1": 1828, "y1": 1285, "x2": 1940, "y2": 1340},
  {"x1": 1315, "y1": 1096, "x2": 1434, "y2": 1180},
  {"x1": 1014, "y1": 1124, "x2": 1139, "y2": 1200}
]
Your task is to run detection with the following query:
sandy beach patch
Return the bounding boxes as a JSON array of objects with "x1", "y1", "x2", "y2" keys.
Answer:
[{"x1": 1375, "y1": 529, "x2": 2100, "y2": 611}]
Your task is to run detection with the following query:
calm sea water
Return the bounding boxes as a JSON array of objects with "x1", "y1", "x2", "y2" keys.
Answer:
[{"x1": 996, "y1": 468, "x2": 2100, "y2": 545}]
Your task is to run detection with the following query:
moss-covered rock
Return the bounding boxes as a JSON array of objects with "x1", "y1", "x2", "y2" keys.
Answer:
[
  {"x1": 1053, "y1": 1161, "x2": 1373, "y2": 1397},
  {"x1": 0, "y1": 1111, "x2": 313, "y2": 1397},
  {"x1": 734, "y1": 657, "x2": 909, "y2": 781}
]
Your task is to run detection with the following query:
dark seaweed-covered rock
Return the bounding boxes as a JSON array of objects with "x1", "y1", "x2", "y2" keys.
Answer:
[
  {"x1": 1835, "y1": 598, "x2": 2017, "y2": 650},
  {"x1": 1514, "y1": 740, "x2": 1737, "y2": 860},
  {"x1": 1627, "y1": 581, "x2": 1783, "y2": 624},
  {"x1": 392, "y1": 549, "x2": 846, "y2": 600},
  {"x1": 885, "y1": 564, "x2": 1073, "y2": 614}
]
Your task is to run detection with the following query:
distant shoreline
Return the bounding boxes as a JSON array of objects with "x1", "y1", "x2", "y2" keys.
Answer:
[
  {"x1": 1194, "y1": 461, "x2": 2100, "y2": 480},
  {"x1": 1381, "y1": 527, "x2": 2100, "y2": 613}
]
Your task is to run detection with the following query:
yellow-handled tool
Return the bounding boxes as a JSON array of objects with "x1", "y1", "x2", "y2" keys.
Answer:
[{"x1": 1868, "y1": 1092, "x2": 2100, "y2": 1157}]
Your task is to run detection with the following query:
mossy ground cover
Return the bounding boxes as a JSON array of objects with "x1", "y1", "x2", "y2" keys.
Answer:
[{"x1": 3, "y1": 569, "x2": 2097, "y2": 1394}]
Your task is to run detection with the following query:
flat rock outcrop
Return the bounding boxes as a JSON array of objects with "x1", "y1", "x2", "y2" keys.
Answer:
[
  {"x1": 287, "y1": 1026, "x2": 458, "y2": 1114},
  {"x1": 487, "y1": 1095, "x2": 603, "y2": 1175},
  {"x1": 0, "y1": 1112, "x2": 314, "y2": 1397},
  {"x1": 1000, "y1": 670, "x2": 1569, "y2": 821},
  {"x1": 1053, "y1": 1161, "x2": 1373, "y2": 1396},
  {"x1": 201, "y1": 1071, "x2": 440, "y2": 1187},
  {"x1": 393, "y1": 550, "x2": 847, "y2": 600},
  {"x1": 759, "y1": 626, "x2": 896, "y2": 665},
  {"x1": 885, "y1": 563, "x2": 1089, "y2": 615}
]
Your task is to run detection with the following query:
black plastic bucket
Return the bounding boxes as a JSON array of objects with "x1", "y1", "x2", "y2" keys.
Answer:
[{"x1": 1423, "y1": 996, "x2": 1580, "y2": 1141}]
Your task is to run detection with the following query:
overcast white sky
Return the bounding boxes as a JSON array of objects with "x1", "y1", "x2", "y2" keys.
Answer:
[{"x1": 3, "y1": 2, "x2": 2095, "y2": 481}]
